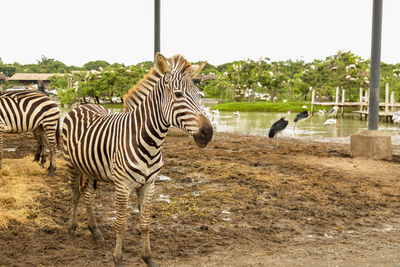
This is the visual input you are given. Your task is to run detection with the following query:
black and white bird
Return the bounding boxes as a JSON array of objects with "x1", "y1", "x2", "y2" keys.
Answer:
[
  {"x1": 268, "y1": 110, "x2": 291, "y2": 138},
  {"x1": 293, "y1": 111, "x2": 311, "y2": 129},
  {"x1": 327, "y1": 105, "x2": 339, "y2": 117}
]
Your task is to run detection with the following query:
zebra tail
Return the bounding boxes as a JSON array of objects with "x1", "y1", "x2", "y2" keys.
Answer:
[{"x1": 56, "y1": 118, "x2": 61, "y2": 150}]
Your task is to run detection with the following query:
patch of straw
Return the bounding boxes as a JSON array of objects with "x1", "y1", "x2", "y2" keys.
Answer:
[{"x1": 0, "y1": 157, "x2": 55, "y2": 229}]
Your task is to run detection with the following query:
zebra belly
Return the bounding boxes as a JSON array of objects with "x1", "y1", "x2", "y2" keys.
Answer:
[{"x1": 68, "y1": 146, "x2": 163, "y2": 186}]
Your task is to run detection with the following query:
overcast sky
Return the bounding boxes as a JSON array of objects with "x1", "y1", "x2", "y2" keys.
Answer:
[{"x1": 1, "y1": 0, "x2": 399, "y2": 67}]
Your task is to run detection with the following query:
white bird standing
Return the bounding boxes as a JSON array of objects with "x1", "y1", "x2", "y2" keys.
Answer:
[{"x1": 324, "y1": 118, "x2": 338, "y2": 125}]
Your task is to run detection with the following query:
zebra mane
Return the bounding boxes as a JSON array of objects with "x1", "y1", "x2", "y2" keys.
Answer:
[{"x1": 123, "y1": 55, "x2": 192, "y2": 111}]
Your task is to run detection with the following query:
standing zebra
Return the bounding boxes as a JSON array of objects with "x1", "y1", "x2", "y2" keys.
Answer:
[
  {"x1": 0, "y1": 90, "x2": 60, "y2": 175},
  {"x1": 63, "y1": 53, "x2": 213, "y2": 267}
]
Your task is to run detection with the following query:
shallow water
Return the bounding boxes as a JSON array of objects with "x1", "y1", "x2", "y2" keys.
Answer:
[{"x1": 210, "y1": 110, "x2": 400, "y2": 145}]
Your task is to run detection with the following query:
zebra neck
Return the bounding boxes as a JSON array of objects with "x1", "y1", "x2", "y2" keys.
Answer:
[
  {"x1": 123, "y1": 70, "x2": 161, "y2": 111},
  {"x1": 128, "y1": 88, "x2": 169, "y2": 148}
]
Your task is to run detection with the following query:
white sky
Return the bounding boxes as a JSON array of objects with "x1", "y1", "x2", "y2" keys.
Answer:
[{"x1": 1, "y1": 0, "x2": 399, "y2": 67}]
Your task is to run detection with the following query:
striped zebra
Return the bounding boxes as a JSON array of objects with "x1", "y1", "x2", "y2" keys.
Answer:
[
  {"x1": 63, "y1": 53, "x2": 213, "y2": 267},
  {"x1": 0, "y1": 90, "x2": 60, "y2": 175}
]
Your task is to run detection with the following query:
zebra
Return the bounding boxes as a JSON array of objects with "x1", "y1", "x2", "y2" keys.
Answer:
[
  {"x1": 0, "y1": 90, "x2": 60, "y2": 175},
  {"x1": 63, "y1": 53, "x2": 213, "y2": 267}
]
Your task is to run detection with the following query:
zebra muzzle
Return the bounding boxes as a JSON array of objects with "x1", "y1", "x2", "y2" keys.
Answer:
[{"x1": 193, "y1": 114, "x2": 213, "y2": 148}]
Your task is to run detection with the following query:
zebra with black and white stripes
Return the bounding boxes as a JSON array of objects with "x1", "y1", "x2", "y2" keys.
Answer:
[
  {"x1": 63, "y1": 53, "x2": 213, "y2": 267},
  {"x1": 0, "y1": 90, "x2": 60, "y2": 175}
]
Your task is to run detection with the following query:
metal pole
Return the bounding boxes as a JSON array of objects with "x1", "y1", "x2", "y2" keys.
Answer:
[
  {"x1": 368, "y1": 0, "x2": 383, "y2": 130},
  {"x1": 154, "y1": 0, "x2": 160, "y2": 54}
]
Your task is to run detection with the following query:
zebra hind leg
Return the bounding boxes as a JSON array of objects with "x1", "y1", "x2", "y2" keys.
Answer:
[
  {"x1": 83, "y1": 179, "x2": 104, "y2": 242},
  {"x1": 43, "y1": 126, "x2": 57, "y2": 176},
  {"x1": 66, "y1": 164, "x2": 82, "y2": 234},
  {"x1": 137, "y1": 181, "x2": 158, "y2": 267},
  {"x1": 33, "y1": 128, "x2": 46, "y2": 167}
]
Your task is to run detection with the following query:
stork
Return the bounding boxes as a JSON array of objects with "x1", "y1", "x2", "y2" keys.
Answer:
[
  {"x1": 268, "y1": 110, "x2": 291, "y2": 138},
  {"x1": 327, "y1": 105, "x2": 339, "y2": 118},
  {"x1": 293, "y1": 111, "x2": 311, "y2": 129}
]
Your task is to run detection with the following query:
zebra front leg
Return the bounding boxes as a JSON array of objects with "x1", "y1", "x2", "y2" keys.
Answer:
[
  {"x1": 0, "y1": 123, "x2": 3, "y2": 169},
  {"x1": 113, "y1": 183, "x2": 134, "y2": 267},
  {"x1": 137, "y1": 181, "x2": 158, "y2": 267},
  {"x1": 67, "y1": 165, "x2": 82, "y2": 234},
  {"x1": 83, "y1": 179, "x2": 104, "y2": 242}
]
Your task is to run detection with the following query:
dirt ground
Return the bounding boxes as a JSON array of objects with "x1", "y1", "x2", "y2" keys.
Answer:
[{"x1": 1, "y1": 130, "x2": 400, "y2": 266}]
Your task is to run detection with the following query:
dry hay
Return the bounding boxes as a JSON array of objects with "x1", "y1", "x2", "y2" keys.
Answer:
[{"x1": 0, "y1": 157, "x2": 55, "y2": 229}]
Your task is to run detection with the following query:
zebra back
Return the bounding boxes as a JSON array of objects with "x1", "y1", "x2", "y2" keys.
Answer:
[{"x1": 0, "y1": 90, "x2": 60, "y2": 134}]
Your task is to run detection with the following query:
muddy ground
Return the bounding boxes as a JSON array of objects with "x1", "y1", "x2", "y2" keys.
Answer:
[{"x1": 1, "y1": 130, "x2": 400, "y2": 266}]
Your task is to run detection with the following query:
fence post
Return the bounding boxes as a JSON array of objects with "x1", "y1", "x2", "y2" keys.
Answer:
[
  {"x1": 335, "y1": 87, "x2": 339, "y2": 104},
  {"x1": 311, "y1": 89, "x2": 315, "y2": 115},
  {"x1": 391, "y1": 91, "x2": 395, "y2": 112},
  {"x1": 385, "y1": 83, "x2": 389, "y2": 113},
  {"x1": 341, "y1": 89, "x2": 345, "y2": 117}
]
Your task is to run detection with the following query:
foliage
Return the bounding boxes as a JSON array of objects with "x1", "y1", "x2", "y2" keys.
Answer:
[
  {"x1": 52, "y1": 66, "x2": 147, "y2": 105},
  {"x1": 203, "y1": 50, "x2": 400, "y2": 104},
  {"x1": 82, "y1": 60, "x2": 110, "y2": 71},
  {"x1": 2, "y1": 51, "x2": 400, "y2": 110}
]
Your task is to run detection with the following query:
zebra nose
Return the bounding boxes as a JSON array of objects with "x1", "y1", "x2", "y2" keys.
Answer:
[{"x1": 193, "y1": 114, "x2": 213, "y2": 148}]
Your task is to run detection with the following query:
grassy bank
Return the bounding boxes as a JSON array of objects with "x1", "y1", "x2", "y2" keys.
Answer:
[
  {"x1": 211, "y1": 101, "x2": 329, "y2": 113},
  {"x1": 100, "y1": 103, "x2": 124, "y2": 109}
]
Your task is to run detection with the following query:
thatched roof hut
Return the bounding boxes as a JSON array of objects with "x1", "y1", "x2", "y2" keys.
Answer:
[{"x1": 8, "y1": 73, "x2": 64, "y2": 81}]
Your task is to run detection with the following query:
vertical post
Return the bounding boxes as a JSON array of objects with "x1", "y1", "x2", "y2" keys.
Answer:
[
  {"x1": 154, "y1": 0, "x2": 161, "y2": 55},
  {"x1": 359, "y1": 88, "x2": 363, "y2": 119},
  {"x1": 368, "y1": 0, "x2": 383, "y2": 130},
  {"x1": 341, "y1": 89, "x2": 345, "y2": 117},
  {"x1": 390, "y1": 91, "x2": 395, "y2": 112},
  {"x1": 311, "y1": 89, "x2": 315, "y2": 115},
  {"x1": 335, "y1": 87, "x2": 339, "y2": 104},
  {"x1": 385, "y1": 83, "x2": 389, "y2": 113}
]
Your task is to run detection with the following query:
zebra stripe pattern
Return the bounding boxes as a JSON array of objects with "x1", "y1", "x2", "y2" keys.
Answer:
[
  {"x1": 63, "y1": 53, "x2": 213, "y2": 267},
  {"x1": 0, "y1": 90, "x2": 60, "y2": 175}
]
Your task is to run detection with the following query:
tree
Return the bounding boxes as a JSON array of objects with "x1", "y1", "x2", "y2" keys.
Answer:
[{"x1": 83, "y1": 60, "x2": 110, "y2": 71}]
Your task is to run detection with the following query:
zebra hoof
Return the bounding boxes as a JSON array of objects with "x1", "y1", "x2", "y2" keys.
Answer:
[
  {"x1": 89, "y1": 227, "x2": 105, "y2": 243},
  {"x1": 40, "y1": 160, "x2": 46, "y2": 167},
  {"x1": 143, "y1": 257, "x2": 159, "y2": 267},
  {"x1": 67, "y1": 224, "x2": 77, "y2": 235},
  {"x1": 33, "y1": 155, "x2": 40, "y2": 162},
  {"x1": 114, "y1": 259, "x2": 123, "y2": 267},
  {"x1": 47, "y1": 166, "x2": 56, "y2": 176}
]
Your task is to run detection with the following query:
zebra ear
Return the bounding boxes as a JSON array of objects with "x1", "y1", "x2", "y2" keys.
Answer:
[
  {"x1": 154, "y1": 52, "x2": 171, "y2": 74},
  {"x1": 188, "y1": 62, "x2": 206, "y2": 79}
]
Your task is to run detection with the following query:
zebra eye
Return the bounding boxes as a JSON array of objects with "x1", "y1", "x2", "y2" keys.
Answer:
[{"x1": 174, "y1": 91, "x2": 183, "y2": 98}]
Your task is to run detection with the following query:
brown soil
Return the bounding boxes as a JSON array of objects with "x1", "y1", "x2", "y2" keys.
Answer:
[{"x1": 1, "y1": 130, "x2": 400, "y2": 266}]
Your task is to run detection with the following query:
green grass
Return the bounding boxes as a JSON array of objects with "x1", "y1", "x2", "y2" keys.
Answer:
[
  {"x1": 100, "y1": 103, "x2": 124, "y2": 109},
  {"x1": 211, "y1": 101, "x2": 329, "y2": 113}
]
